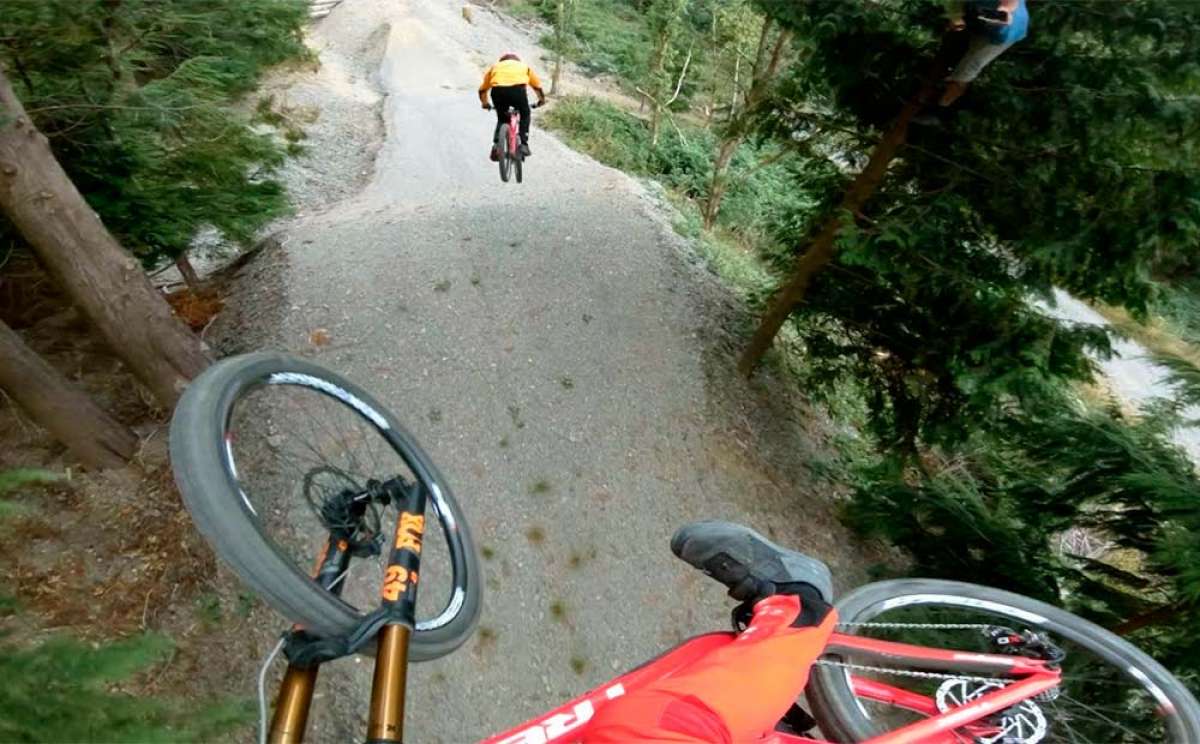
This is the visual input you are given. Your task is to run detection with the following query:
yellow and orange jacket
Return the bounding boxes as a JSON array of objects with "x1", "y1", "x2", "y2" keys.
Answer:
[{"x1": 478, "y1": 59, "x2": 543, "y2": 103}]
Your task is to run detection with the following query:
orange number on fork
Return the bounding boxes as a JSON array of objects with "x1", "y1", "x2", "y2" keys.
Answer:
[{"x1": 382, "y1": 566, "x2": 421, "y2": 601}]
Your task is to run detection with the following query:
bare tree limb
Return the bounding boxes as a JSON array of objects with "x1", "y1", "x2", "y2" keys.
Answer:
[{"x1": 664, "y1": 43, "x2": 694, "y2": 107}]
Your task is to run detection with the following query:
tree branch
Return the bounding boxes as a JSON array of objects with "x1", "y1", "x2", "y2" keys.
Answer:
[{"x1": 664, "y1": 43, "x2": 693, "y2": 107}]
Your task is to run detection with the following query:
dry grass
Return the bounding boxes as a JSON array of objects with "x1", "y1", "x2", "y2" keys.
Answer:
[
  {"x1": 1092, "y1": 303, "x2": 1200, "y2": 369},
  {"x1": 0, "y1": 464, "x2": 216, "y2": 636}
]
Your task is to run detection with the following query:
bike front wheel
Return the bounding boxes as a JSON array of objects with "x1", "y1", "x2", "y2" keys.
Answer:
[
  {"x1": 807, "y1": 579, "x2": 1200, "y2": 743},
  {"x1": 169, "y1": 353, "x2": 483, "y2": 661}
]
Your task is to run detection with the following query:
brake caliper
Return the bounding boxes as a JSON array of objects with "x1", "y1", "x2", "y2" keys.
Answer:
[{"x1": 984, "y1": 626, "x2": 1066, "y2": 665}]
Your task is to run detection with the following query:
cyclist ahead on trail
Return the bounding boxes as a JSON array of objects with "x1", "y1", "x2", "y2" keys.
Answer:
[{"x1": 479, "y1": 52, "x2": 546, "y2": 158}]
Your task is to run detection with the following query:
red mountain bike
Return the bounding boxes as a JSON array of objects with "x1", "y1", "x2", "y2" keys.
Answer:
[
  {"x1": 490, "y1": 101, "x2": 541, "y2": 184},
  {"x1": 170, "y1": 353, "x2": 1200, "y2": 744}
]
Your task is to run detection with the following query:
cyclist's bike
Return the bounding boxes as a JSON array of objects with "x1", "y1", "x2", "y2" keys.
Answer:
[
  {"x1": 170, "y1": 352, "x2": 1200, "y2": 743},
  {"x1": 489, "y1": 101, "x2": 540, "y2": 184}
]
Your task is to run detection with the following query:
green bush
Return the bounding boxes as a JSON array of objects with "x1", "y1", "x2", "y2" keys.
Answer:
[
  {"x1": 0, "y1": 630, "x2": 251, "y2": 742},
  {"x1": 542, "y1": 96, "x2": 654, "y2": 172},
  {"x1": 544, "y1": 96, "x2": 823, "y2": 245}
]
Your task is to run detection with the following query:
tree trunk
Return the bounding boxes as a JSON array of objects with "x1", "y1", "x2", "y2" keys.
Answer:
[
  {"x1": 705, "y1": 12, "x2": 719, "y2": 125},
  {"x1": 651, "y1": 43, "x2": 693, "y2": 148},
  {"x1": 751, "y1": 16, "x2": 774, "y2": 82},
  {"x1": 0, "y1": 68, "x2": 210, "y2": 408},
  {"x1": 729, "y1": 56, "x2": 740, "y2": 119},
  {"x1": 175, "y1": 252, "x2": 201, "y2": 290},
  {"x1": 0, "y1": 319, "x2": 136, "y2": 469},
  {"x1": 647, "y1": 27, "x2": 671, "y2": 147},
  {"x1": 645, "y1": 0, "x2": 687, "y2": 148},
  {"x1": 737, "y1": 74, "x2": 939, "y2": 376},
  {"x1": 703, "y1": 136, "x2": 739, "y2": 228},
  {"x1": 1113, "y1": 603, "x2": 1186, "y2": 636},
  {"x1": 704, "y1": 28, "x2": 792, "y2": 229},
  {"x1": 551, "y1": 0, "x2": 566, "y2": 96}
]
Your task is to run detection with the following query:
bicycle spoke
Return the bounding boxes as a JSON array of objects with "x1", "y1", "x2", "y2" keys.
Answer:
[
  {"x1": 225, "y1": 384, "x2": 414, "y2": 616},
  {"x1": 821, "y1": 598, "x2": 1188, "y2": 744},
  {"x1": 1050, "y1": 694, "x2": 1154, "y2": 743}
]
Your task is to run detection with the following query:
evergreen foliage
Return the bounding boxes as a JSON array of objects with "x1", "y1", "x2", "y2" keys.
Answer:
[
  {"x1": 751, "y1": 0, "x2": 1200, "y2": 448},
  {"x1": 543, "y1": 95, "x2": 816, "y2": 253},
  {"x1": 741, "y1": 0, "x2": 1200, "y2": 690},
  {"x1": 0, "y1": 629, "x2": 250, "y2": 741},
  {"x1": 0, "y1": 0, "x2": 308, "y2": 268}
]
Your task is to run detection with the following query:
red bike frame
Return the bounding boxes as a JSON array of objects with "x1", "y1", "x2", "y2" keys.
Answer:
[
  {"x1": 505, "y1": 107, "x2": 520, "y2": 158},
  {"x1": 480, "y1": 631, "x2": 1061, "y2": 744}
]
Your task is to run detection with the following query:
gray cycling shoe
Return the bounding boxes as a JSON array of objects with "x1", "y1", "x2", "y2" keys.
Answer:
[{"x1": 671, "y1": 521, "x2": 833, "y2": 603}]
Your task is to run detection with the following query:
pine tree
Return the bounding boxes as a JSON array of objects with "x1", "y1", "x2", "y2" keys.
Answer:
[
  {"x1": 0, "y1": 68, "x2": 212, "y2": 409},
  {"x1": 730, "y1": 0, "x2": 1200, "y2": 450},
  {"x1": 0, "y1": 0, "x2": 307, "y2": 270},
  {"x1": 719, "y1": 0, "x2": 1200, "y2": 693}
]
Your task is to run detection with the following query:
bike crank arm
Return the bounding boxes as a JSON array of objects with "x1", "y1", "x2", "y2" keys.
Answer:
[{"x1": 367, "y1": 481, "x2": 427, "y2": 743}]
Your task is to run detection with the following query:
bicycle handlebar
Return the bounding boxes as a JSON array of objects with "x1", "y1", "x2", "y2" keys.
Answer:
[{"x1": 484, "y1": 101, "x2": 545, "y2": 112}]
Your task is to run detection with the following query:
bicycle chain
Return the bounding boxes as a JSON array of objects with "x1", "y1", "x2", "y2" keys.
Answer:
[
  {"x1": 813, "y1": 658, "x2": 1009, "y2": 685},
  {"x1": 825, "y1": 621, "x2": 1007, "y2": 684}
]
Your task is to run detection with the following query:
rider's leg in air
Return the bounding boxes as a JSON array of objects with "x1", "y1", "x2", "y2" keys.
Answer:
[
  {"x1": 488, "y1": 90, "x2": 506, "y2": 161},
  {"x1": 585, "y1": 523, "x2": 837, "y2": 743},
  {"x1": 514, "y1": 92, "x2": 531, "y2": 156}
]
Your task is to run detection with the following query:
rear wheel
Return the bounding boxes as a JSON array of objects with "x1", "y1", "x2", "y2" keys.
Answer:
[
  {"x1": 498, "y1": 124, "x2": 511, "y2": 183},
  {"x1": 169, "y1": 352, "x2": 482, "y2": 661},
  {"x1": 807, "y1": 579, "x2": 1200, "y2": 743}
]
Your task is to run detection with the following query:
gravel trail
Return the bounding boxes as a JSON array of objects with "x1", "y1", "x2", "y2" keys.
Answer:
[
  {"x1": 217, "y1": 1, "x2": 878, "y2": 740},
  {"x1": 1041, "y1": 290, "x2": 1200, "y2": 462}
]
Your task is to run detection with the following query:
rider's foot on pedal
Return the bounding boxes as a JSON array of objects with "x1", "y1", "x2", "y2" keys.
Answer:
[
  {"x1": 671, "y1": 521, "x2": 834, "y2": 605},
  {"x1": 490, "y1": 145, "x2": 500, "y2": 162},
  {"x1": 519, "y1": 142, "x2": 531, "y2": 157}
]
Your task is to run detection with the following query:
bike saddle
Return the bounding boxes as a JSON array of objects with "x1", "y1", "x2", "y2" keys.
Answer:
[{"x1": 671, "y1": 521, "x2": 834, "y2": 603}]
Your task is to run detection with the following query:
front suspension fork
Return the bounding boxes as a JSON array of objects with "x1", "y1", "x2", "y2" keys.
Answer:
[
  {"x1": 268, "y1": 480, "x2": 427, "y2": 744},
  {"x1": 268, "y1": 534, "x2": 353, "y2": 744}
]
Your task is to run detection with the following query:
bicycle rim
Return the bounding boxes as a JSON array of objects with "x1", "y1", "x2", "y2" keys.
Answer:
[
  {"x1": 498, "y1": 124, "x2": 511, "y2": 182},
  {"x1": 808, "y1": 579, "x2": 1200, "y2": 743},
  {"x1": 214, "y1": 368, "x2": 458, "y2": 631}
]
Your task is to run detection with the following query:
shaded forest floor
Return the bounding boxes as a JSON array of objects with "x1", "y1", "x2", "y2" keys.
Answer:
[{"x1": 0, "y1": 256, "x2": 261, "y2": 721}]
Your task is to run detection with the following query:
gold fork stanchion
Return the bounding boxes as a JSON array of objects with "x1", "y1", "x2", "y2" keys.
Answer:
[
  {"x1": 367, "y1": 625, "x2": 411, "y2": 742},
  {"x1": 267, "y1": 535, "x2": 355, "y2": 743},
  {"x1": 365, "y1": 484, "x2": 427, "y2": 743},
  {"x1": 269, "y1": 666, "x2": 320, "y2": 744}
]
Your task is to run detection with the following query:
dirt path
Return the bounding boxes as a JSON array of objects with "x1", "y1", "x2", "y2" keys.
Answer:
[
  {"x1": 1040, "y1": 291, "x2": 1200, "y2": 462},
  {"x1": 215, "y1": 1, "x2": 880, "y2": 740}
]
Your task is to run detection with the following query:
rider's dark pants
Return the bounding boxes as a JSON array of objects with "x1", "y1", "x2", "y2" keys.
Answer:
[{"x1": 489, "y1": 85, "x2": 530, "y2": 146}]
